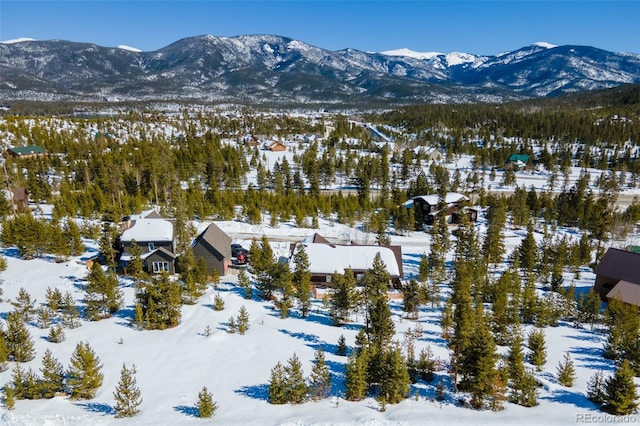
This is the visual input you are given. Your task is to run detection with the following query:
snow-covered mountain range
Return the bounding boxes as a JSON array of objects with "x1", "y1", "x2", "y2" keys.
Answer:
[{"x1": 1, "y1": 35, "x2": 639, "y2": 104}]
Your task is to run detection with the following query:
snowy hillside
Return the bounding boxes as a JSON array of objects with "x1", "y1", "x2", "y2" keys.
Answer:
[{"x1": 0, "y1": 202, "x2": 636, "y2": 425}]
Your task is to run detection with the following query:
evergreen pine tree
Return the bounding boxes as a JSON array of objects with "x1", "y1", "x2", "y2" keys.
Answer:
[
  {"x1": 292, "y1": 245, "x2": 312, "y2": 317},
  {"x1": 39, "y1": 349, "x2": 64, "y2": 398},
  {"x1": 402, "y1": 279, "x2": 421, "y2": 320},
  {"x1": 604, "y1": 360, "x2": 639, "y2": 415},
  {"x1": 586, "y1": 370, "x2": 607, "y2": 405},
  {"x1": 284, "y1": 353, "x2": 308, "y2": 404},
  {"x1": 66, "y1": 341, "x2": 104, "y2": 399},
  {"x1": 5, "y1": 311, "x2": 35, "y2": 362},
  {"x1": 195, "y1": 386, "x2": 217, "y2": 418},
  {"x1": 518, "y1": 222, "x2": 537, "y2": 275},
  {"x1": 344, "y1": 350, "x2": 368, "y2": 401},
  {"x1": 237, "y1": 268, "x2": 252, "y2": 299},
  {"x1": 48, "y1": 324, "x2": 65, "y2": 343},
  {"x1": 578, "y1": 287, "x2": 602, "y2": 330},
  {"x1": 11, "y1": 287, "x2": 36, "y2": 322},
  {"x1": 213, "y1": 293, "x2": 225, "y2": 311},
  {"x1": 237, "y1": 306, "x2": 250, "y2": 335},
  {"x1": 527, "y1": 328, "x2": 547, "y2": 372},
  {"x1": 10, "y1": 364, "x2": 25, "y2": 400},
  {"x1": 520, "y1": 277, "x2": 539, "y2": 324},
  {"x1": 482, "y1": 197, "x2": 506, "y2": 266},
  {"x1": 0, "y1": 331, "x2": 7, "y2": 372},
  {"x1": 336, "y1": 334, "x2": 347, "y2": 356},
  {"x1": 268, "y1": 362, "x2": 287, "y2": 404},
  {"x1": 22, "y1": 367, "x2": 40, "y2": 400},
  {"x1": 85, "y1": 262, "x2": 123, "y2": 320},
  {"x1": 378, "y1": 345, "x2": 411, "y2": 404},
  {"x1": 329, "y1": 272, "x2": 358, "y2": 326},
  {"x1": 113, "y1": 363, "x2": 142, "y2": 418},
  {"x1": 309, "y1": 348, "x2": 331, "y2": 401},
  {"x1": 64, "y1": 219, "x2": 85, "y2": 256},
  {"x1": 228, "y1": 316, "x2": 237, "y2": 334},
  {"x1": 135, "y1": 273, "x2": 182, "y2": 329},
  {"x1": 459, "y1": 305, "x2": 498, "y2": 409},
  {"x1": 2, "y1": 385, "x2": 15, "y2": 410},
  {"x1": 556, "y1": 352, "x2": 576, "y2": 387},
  {"x1": 368, "y1": 297, "x2": 395, "y2": 349},
  {"x1": 418, "y1": 253, "x2": 429, "y2": 284}
]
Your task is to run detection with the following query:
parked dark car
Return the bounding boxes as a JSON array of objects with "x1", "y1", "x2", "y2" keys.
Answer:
[{"x1": 231, "y1": 244, "x2": 249, "y2": 264}]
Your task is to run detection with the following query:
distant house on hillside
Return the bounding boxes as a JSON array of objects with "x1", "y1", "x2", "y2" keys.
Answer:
[
  {"x1": 404, "y1": 192, "x2": 477, "y2": 226},
  {"x1": 5, "y1": 145, "x2": 46, "y2": 159},
  {"x1": 504, "y1": 153, "x2": 536, "y2": 171},
  {"x1": 594, "y1": 247, "x2": 640, "y2": 307},
  {"x1": 2, "y1": 187, "x2": 29, "y2": 213},
  {"x1": 411, "y1": 146, "x2": 444, "y2": 162},
  {"x1": 265, "y1": 140, "x2": 286, "y2": 152},
  {"x1": 191, "y1": 223, "x2": 232, "y2": 277}
]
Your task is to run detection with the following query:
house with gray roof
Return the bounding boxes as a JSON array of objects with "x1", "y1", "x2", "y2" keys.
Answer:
[
  {"x1": 192, "y1": 223, "x2": 232, "y2": 277},
  {"x1": 594, "y1": 247, "x2": 640, "y2": 307}
]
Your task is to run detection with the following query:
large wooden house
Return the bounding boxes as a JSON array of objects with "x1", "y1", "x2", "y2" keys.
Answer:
[
  {"x1": 289, "y1": 233, "x2": 403, "y2": 292},
  {"x1": 404, "y1": 192, "x2": 477, "y2": 226}
]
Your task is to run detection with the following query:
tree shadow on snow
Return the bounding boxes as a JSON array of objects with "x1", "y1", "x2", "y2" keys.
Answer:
[
  {"x1": 0, "y1": 247, "x2": 22, "y2": 259},
  {"x1": 235, "y1": 383, "x2": 269, "y2": 401},
  {"x1": 75, "y1": 402, "x2": 116, "y2": 415},
  {"x1": 541, "y1": 388, "x2": 597, "y2": 410},
  {"x1": 111, "y1": 305, "x2": 136, "y2": 328},
  {"x1": 278, "y1": 329, "x2": 320, "y2": 344},
  {"x1": 174, "y1": 405, "x2": 199, "y2": 417}
]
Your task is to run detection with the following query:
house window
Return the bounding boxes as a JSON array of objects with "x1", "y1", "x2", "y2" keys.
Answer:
[
  {"x1": 148, "y1": 243, "x2": 155, "y2": 251},
  {"x1": 152, "y1": 262, "x2": 169, "y2": 273},
  {"x1": 325, "y1": 275, "x2": 331, "y2": 283},
  {"x1": 356, "y1": 273, "x2": 364, "y2": 282}
]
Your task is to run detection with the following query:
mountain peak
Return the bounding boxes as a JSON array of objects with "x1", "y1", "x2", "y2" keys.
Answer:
[
  {"x1": 0, "y1": 37, "x2": 37, "y2": 44},
  {"x1": 532, "y1": 41, "x2": 557, "y2": 49},
  {"x1": 380, "y1": 48, "x2": 441, "y2": 60},
  {"x1": 117, "y1": 44, "x2": 142, "y2": 53}
]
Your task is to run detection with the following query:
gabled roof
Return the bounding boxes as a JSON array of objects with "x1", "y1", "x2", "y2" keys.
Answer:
[
  {"x1": 301, "y1": 233, "x2": 332, "y2": 245},
  {"x1": 507, "y1": 154, "x2": 531, "y2": 163},
  {"x1": 595, "y1": 248, "x2": 640, "y2": 284},
  {"x1": 291, "y1": 243, "x2": 400, "y2": 277},
  {"x1": 606, "y1": 280, "x2": 640, "y2": 306},
  {"x1": 144, "y1": 247, "x2": 176, "y2": 260},
  {"x1": 194, "y1": 223, "x2": 232, "y2": 258},
  {"x1": 120, "y1": 219, "x2": 174, "y2": 243},
  {"x1": 7, "y1": 146, "x2": 45, "y2": 156}
]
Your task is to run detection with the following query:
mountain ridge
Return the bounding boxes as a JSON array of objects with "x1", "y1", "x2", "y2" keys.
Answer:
[{"x1": 1, "y1": 34, "x2": 639, "y2": 105}]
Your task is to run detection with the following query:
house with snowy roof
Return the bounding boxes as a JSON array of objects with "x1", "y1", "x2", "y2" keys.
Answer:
[
  {"x1": 289, "y1": 236, "x2": 403, "y2": 289},
  {"x1": 119, "y1": 218, "x2": 176, "y2": 275},
  {"x1": 404, "y1": 192, "x2": 477, "y2": 226},
  {"x1": 594, "y1": 247, "x2": 640, "y2": 307}
]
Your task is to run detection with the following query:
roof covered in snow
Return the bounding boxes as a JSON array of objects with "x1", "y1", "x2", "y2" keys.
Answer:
[
  {"x1": 292, "y1": 243, "x2": 400, "y2": 276},
  {"x1": 404, "y1": 192, "x2": 469, "y2": 207},
  {"x1": 120, "y1": 219, "x2": 173, "y2": 243}
]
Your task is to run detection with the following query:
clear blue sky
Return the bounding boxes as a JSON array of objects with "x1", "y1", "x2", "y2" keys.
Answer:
[{"x1": 1, "y1": 1, "x2": 639, "y2": 54}]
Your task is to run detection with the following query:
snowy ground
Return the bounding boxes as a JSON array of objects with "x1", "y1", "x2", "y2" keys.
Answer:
[{"x1": 0, "y1": 207, "x2": 637, "y2": 426}]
